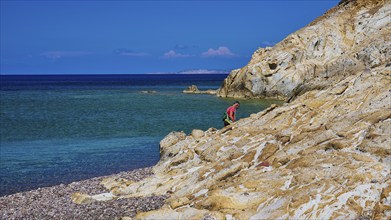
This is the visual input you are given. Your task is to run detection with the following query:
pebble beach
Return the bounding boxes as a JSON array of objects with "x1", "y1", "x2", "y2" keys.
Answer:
[{"x1": 0, "y1": 167, "x2": 168, "y2": 219}]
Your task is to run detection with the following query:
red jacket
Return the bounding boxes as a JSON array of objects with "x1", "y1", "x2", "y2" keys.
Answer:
[{"x1": 226, "y1": 106, "x2": 236, "y2": 122}]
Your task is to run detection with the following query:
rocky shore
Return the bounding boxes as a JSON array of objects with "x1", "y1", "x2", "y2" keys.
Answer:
[
  {"x1": 1, "y1": 0, "x2": 389, "y2": 219},
  {"x1": 94, "y1": 65, "x2": 390, "y2": 219},
  {"x1": 0, "y1": 167, "x2": 168, "y2": 219}
]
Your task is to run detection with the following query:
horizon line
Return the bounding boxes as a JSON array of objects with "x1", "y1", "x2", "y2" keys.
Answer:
[{"x1": 0, "y1": 72, "x2": 231, "y2": 76}]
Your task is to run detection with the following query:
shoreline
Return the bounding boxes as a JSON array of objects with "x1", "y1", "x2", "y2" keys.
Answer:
[{"x1": 0, "y1": 166, "x2": 168, "y2": 219}]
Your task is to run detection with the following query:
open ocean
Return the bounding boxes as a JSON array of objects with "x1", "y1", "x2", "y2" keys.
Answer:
[{"x1": 0, "y1": 74, "x2": 282, "y2": 196}]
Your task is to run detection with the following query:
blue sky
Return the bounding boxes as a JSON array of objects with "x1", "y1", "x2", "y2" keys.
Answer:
[{"x1": 1, "y1": 0, "x2": 339, "y2": 74}]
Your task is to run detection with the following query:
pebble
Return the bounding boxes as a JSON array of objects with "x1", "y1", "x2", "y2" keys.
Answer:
[{"x1": 0, "y1": 167, "x2": 168, "y2": 219}]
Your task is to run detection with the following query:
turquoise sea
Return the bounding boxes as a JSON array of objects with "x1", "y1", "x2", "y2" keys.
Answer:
[{"x1": 0, "y1": 74, "x2": 281, "y2": 196}]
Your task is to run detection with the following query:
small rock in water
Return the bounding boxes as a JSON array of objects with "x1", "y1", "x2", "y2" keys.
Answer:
[
  {"x1": 140, "y1": 90, "x2": 157, "y2": 94},
  {"x1": 184, "y1": 85, "x2": 200, "y2": 93}
]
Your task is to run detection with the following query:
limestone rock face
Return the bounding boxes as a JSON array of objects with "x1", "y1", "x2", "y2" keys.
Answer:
[
  {"x1": 217, "y1": 0, "x2": 390, "y2": 100},
  {"x1": 71, "y1": 1, "x2": 391, "y2": 219}
]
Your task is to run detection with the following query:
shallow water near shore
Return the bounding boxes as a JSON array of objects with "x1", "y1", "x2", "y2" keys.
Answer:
[{"x1": 0, "y1": 74, "x2": 282, "y2": 196}]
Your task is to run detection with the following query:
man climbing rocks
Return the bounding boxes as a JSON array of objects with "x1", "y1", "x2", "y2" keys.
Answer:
[{"x1": 223, "y1": 101, "x2": 240, "y2": 126}]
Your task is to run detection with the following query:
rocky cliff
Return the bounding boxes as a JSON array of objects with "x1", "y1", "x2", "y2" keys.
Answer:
[
  {"x1": 71, "y1": 0, "x2": 390, "y2": 219},
  {"x1": 218, "y1": 0, "x2": 390, "y2": 100}
]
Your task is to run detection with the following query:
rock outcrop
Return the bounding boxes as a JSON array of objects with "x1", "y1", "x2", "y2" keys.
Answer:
[
  {"x1": 71, "y1": 0, "x2": 391, "y2": 219},
  {"x1": 183, "y1": 85, "x2": 218, "y2": 95},
  {"x1": 217, "y1": 0, "x2": 390, "y2": 100}
]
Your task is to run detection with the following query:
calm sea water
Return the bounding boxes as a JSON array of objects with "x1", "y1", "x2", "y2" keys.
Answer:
[{"x1": 0, "y1": 74, "x2": 281, "y2": 196}]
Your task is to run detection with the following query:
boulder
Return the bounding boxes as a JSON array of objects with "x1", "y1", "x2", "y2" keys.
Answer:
[
  {"x1": 191, "y1": 129, "x2": 204, "y2": 140},
  {"x1": 159, "y1": 131, "x2": 186, "y2": 159}
]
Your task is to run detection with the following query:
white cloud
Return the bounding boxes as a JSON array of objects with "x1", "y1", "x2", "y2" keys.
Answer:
[
  {"x1": 40, "y1": 51, "x2": 93, "y2": 60},
  {"x1": 201, "y1": 46, "x2": 237, "y2": 58},
  {"x1": 162, "y1": 50, "x2": 192, "y2": 59},
  {"x1": 114, "y1": 48, "x2": 149, "y2": 57}
]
